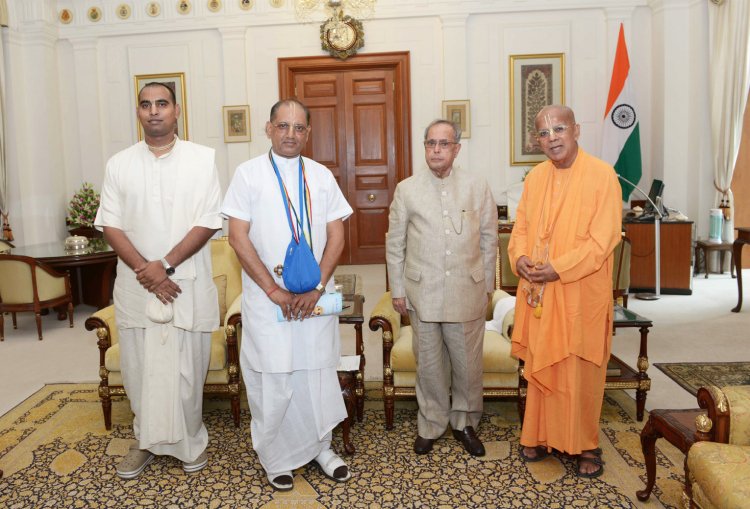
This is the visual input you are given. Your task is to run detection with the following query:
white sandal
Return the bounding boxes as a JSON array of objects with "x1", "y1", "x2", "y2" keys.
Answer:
[
  {"x1": 314, "y1": 448, "x2": 351, "y2": 482},
  {"x1": 267, "y1": 471, "x2": 294, "y2": 491}
]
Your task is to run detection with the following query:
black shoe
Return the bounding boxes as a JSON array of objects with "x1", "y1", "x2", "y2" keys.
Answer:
[
  {"x1": 414, "y1": 436, "x2": 436, "y2": 455},
  {"x1": 452, "y1": 426, "x2": 486, "y2": 456}
]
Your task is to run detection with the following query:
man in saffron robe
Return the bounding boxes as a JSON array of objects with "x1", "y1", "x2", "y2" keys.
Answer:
[
  {"x1": 508, "y1": 105, "x2": 622, "y2": 477},
  {"x1": 96, "y1": 82, "x2": 222, "y2": 479}
]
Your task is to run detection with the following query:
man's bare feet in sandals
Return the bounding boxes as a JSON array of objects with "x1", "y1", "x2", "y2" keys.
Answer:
[{"x1": 577, "y1": 448, "x2": 604, "y2": 478}]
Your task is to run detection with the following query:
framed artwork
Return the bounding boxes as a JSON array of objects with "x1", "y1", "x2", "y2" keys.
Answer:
[
  {"x1": 222, "y1": 105, "x2": 251, "y2": 143},
  {"x1": 509, "y1": 53, "x2": 565, "y2": 165},
  {"x1": 442, "y1": 100, "x2": 471, "y2": 139},
  {"x1": 133, "y1": 72, "x2": 188, "y2": 141}
]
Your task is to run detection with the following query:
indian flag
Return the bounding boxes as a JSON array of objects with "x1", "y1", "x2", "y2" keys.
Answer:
[{"x1": 602, "y1": 23, "x2": 642, "y2": 202}]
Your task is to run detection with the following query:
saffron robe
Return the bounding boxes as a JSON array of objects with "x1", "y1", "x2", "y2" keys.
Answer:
[{"x1": 508, "y1": 149, "x2": 622, "y2": 454}]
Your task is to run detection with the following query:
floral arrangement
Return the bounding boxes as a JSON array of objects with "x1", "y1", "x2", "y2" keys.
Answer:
[{"x1": 67, "y1": 182, "x2": 100, "y2": 228}]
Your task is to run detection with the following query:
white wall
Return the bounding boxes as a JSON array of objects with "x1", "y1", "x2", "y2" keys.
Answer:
[{"x1": 2, "y1": 0, "x2": 721, "y2": 246}]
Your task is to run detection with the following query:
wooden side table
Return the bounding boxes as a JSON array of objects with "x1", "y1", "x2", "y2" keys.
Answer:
[
  {"x1": 636, "y1": 408, "x2": 701, "y2": 501},
  {"x1": 694, "y1": 239, "x2": 735, "y2": 278},
  {"x1": 732, "y1": 227, "x2": 750, "y2": 312}
]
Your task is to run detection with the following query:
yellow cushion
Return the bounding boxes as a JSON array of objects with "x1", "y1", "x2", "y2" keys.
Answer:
[
  {"x1": 687, "y1": 442, "x2": 750, "y2": 508},
  {"x1": 390, "y1": 325, "x2": 518, "y2": 376},
  {"x1": 213, "y1": 274, "x2": 227, "y2": 326},
  {"x1": 725, "y1": 386, "x2": 750, "y2": 446},
  {"x1": 394, "y1": 370, "x2": 519, "y2": 389},
  {"x1": 105, "y1": 327, "x2": 227, "y2": 373}
]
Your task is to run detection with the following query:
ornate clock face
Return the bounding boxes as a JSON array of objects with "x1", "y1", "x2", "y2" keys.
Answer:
[{"x1": 320, "y1": 15, "x2": 364, "y2": 60}]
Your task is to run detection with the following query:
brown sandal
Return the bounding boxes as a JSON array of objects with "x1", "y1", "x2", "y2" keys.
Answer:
[
  {"x1": 519, "y1": 445, "x2": 550, "y2": 463},
  {"x1": 576, "y1": 448, "x2": 604, "y2": 478}
]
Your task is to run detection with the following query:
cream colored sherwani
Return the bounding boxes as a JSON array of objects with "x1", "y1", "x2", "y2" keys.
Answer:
[
  {"x1": 95, "y1": 139, "x2": 222, "y2": 462},
  {"x1": 386, "y1": 166, "x2": 497, "y2": 438}
]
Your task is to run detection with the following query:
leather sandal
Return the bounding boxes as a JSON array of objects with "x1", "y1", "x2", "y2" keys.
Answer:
[
  {"x1": 267, "y1": 472, "x2": 294, "y2": 491},
  {"x1": 519, "y1": 445, "x2": 550, "y2": 463},
  {"x1": 314, "y1": 448, "x2": 351, "y2": 482},
  {"x1": 577, "y1": 448, "x2": 605, "y2": 478}
]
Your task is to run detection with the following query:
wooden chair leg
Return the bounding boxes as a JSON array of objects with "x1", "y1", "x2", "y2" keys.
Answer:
[
  {"x1": 67, "y1": 302, "x2": 74, "y2": 328},
  {"x1": 384, "y1": 391, "x2": 395, "y2": 430},
  {"x1": 35, "y1": 312, "x2": 43, "y2": 341},
  {"x1": 231, "y1": 394, "x2": 240, "y2": 428},
  {"x1": 0, "y1": 312, "x2": 4, "y2": 341},
  {"x1": 102, "y1": 393, "x2": 112, "y2": 431},
  {"x1": 12, "y1": 312, "x2": 17, "y2": 329}
]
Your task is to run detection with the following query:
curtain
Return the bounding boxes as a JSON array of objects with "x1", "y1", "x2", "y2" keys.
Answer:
[
  {"x1": 0, "y1": 24, "x2": 10, "y2": 241},
  {"x1": 710, "y1": 0, "x2": 750, "y2": 230}
]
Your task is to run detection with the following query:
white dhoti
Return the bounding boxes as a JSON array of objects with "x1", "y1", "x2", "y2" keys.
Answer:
[
  {"x1": 119, "y1": 326, "x2": 211, "y2": 463},
  {"x1": 244, "y1": 367, "x2": 346, "y2": 476}
]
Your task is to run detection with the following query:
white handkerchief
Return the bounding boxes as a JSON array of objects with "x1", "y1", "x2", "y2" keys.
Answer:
[{"x1": 147, "y1": 295, "x2": 174, "y2": 324}]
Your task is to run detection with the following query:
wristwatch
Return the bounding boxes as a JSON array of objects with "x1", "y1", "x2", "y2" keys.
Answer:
[
  {"x1": 315, "y1": 282, "x2": 326, "y2": 294},
  {"x1": 161, "y1": 258, "x2": 176, "y2": 276}
]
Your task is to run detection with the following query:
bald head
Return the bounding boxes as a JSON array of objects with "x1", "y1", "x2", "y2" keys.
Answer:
[{"x1": 534, "y1": 104, "x2": 580, "y2": 169}]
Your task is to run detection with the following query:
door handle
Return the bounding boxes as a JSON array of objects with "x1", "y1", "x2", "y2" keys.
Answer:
[{"x1": 367, "y1": 193, "x2": 376, "y2": 202}]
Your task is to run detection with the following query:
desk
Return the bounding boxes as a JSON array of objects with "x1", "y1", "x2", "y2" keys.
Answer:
[
  {"x1": 611, "y1": 305, "x2": 653, "y2": 421},
  {"x1": 733, "y1": 227, "x2": 750, "y2": 312},
  {"x1": 335, "y1": 274, "x2": 365, "y2": 422},
  {"x1": 9, "y1": 239, "x2": 116, "y2": 309},
  {"x1": 623, "y1": 220, "x2": 693, "y2": 295}
]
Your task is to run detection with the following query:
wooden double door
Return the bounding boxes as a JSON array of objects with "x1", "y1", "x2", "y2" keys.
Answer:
[{"x1": 279, "y1": 52, "x2": 412, "y2": 264}]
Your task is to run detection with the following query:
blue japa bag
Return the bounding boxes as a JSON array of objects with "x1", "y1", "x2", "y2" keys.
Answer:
[
  {"x1": 270, "y1": 151, "x2": 321, "y2": 294},
  {"x1": 283, "y1": 234, "x2": 320, "y2": 293}
]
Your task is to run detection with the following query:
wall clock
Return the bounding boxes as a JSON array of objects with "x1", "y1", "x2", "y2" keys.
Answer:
[{"x1": 320, "y1": 13, "x2": 364, "y2": 60}]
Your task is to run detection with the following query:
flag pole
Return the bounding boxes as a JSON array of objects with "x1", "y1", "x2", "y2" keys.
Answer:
[{"x1": 618, "y1": 174, "x2": 662, "y2": 300}]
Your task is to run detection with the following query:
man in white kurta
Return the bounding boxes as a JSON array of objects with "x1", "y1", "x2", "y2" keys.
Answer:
[
  {"x1": 222, "y1": 99, "x2": 352, "y2": 491},
  {"x1": 95, "y1": 83, "x2": 222, "y2": 479}
]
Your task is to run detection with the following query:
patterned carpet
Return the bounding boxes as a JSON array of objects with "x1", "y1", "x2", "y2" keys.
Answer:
[
  {"x1": 0, "y1": 384, "x2": 686, "y2": 508},
  {"x1": 655, "y1": 361, "x2": 750, "y2": 396}
]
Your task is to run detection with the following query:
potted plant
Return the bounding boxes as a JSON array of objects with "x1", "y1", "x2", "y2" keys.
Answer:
[{"x1": 67, "y1": 182, "x2": 102, "y2": 238}]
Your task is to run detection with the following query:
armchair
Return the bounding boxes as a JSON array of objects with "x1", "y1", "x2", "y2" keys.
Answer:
[
  {"x1": 686, "y1": 385, "x2": 750, "y2": 508},
  {"x1": 369, "y1": 246, "x2": 523, "y2": 430},
  {"x1": 0, "y1": 255, "x2": 74, "y2": 341},
  {"x1": 84, "y1": 237, "x2": 244, "y2": 429}
]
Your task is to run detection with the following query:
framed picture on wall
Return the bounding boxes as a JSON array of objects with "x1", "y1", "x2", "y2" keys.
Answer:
[
  {"x1": 133, "y1": 72, "x2": 188, "y2": 141},
  {"x1": 509, "y1": 53, "x2": 565, "y2": 165},
  {"x1": 442, "y1": 100, "x2": 471, "y2": 139},
  {"x1": 222, "y1": 105, "x2": 251, "y2": 143}
]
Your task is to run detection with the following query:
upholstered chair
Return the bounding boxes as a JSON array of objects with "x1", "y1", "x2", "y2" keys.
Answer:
[
  {"x1": 0, "y1": 255, "x2": 74, "y2": 341},
  {"x1": 686, "y1": 385, "x2": 750, "y2": 508},
  {"x1": 613, "y1": 234, "x2": 632, "y2": 308},
  {"x1": 84, "y1": 236, "x2": 244, "y2": 429},
  {"x1": 497, "y1": 232, "x2": 519, "y2": 295},
  {"x1": 369, "y1": 244, "x2": 523, "y2": 430}
]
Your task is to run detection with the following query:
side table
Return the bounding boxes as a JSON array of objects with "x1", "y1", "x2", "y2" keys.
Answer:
[
  {"x1": 732, "y1": 227, "x2": 750, "y2": 312},
  {"x1": 694, "y1": 239, "x2": 734, "y2": 278},
  {"x1": 336, "y1": 370, "x2": 357, "y2": 455},
  {"x1": 636, "y1": 408, "x2": 701, "y2": 501}
]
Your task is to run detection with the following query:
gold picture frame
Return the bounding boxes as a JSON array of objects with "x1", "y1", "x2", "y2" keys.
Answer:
[
  {"x1": 442, "y1": 100, "x2": 471, "y2": 139},
  {"x1": 133, "y1": 72, "x2": 189, "y2": 141},
  {"x1": 509, "y1": 53, "x2": 565, "y2": 165},
  {"x1": 222, "y1": 105, "x2": 251, "y2": 143}
]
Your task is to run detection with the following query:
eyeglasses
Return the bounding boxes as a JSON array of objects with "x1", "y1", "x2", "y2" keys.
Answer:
[
  {"x1": 423, "y1": 139, "x2": 458, "y2": 150},
  {"x1": 272, "y1": 122, "x2": 309, "y2": 134},
  {"x1": 536, "y1": 125, "x2": 570, "y2": 139}
]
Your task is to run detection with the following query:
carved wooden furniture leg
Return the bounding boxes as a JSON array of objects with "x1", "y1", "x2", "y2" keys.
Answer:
[
  {"x1": 732, "y1": 228, "x2": 750, "y2": 312},
  {"x1": 337, "y1": 370, "x2": 356, "y2": 455},
  {"x1": 635, "y1": 408, "x2": 700, "y2": 502}
]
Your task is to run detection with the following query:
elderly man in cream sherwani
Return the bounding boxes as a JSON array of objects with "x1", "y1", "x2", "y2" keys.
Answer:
[
  {"x1": 95, "y1": 82, "x2": 222, "y2": 480},
  {"x1": 386, "y1": 119, "x2": 497, "y2": 457}
]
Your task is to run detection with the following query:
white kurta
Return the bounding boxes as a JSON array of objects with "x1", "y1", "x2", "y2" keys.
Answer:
[
  {"x1": 95, "y1": 139, "x2": 222, "y2": 462},
  {"x1": 222, "y1": 151, "x2": 352, "y2": 474}
]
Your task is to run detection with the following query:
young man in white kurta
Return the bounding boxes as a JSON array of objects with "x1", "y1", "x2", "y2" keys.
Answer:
[
  {"x1": 222, "y1": 100, "x2": 352, "y2": 488},
  {"x1": 96, "y1": 135, "x2": 222, "y2": 468}
]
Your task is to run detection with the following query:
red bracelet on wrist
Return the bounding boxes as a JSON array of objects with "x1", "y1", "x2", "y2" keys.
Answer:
[{"x1": 266, "y1": 285, "x2": 280, "y2": 297}]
